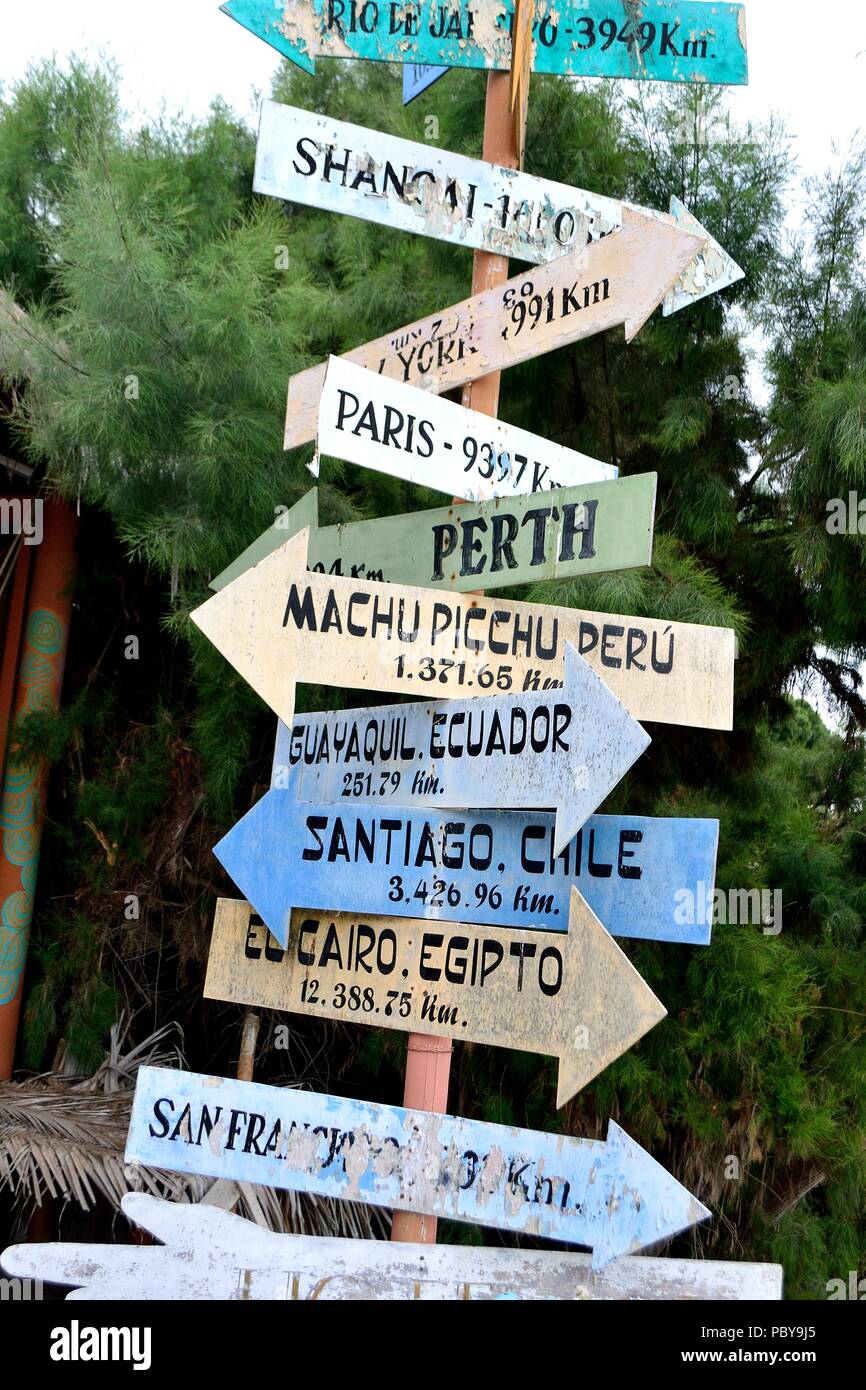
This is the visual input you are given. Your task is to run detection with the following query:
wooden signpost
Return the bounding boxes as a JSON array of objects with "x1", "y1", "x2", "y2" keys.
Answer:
[
  {"x1": 190, "y1": 528, "x2": 737, "y2": 732},
  {"x1": 223, "y1": 1, "x2": 749, "y2": 87},
  {"x1": 124, "y1": 1066, "x2": 711, "y2": 1266},
  {"x1": 313, "y1": 356, "x2": 621, "y2": 500},
  {"x1": 209, "y1": 471, "x2": 658, "y2": 596},
  {"x1": 0, "y1": 1193, "x2": 784, "y2": 1301},
  {"x1": 149, "y1": 0, "x2": 756, "y2": 1300},
  {"x1": 205, "y1": 891, "x2": 666, "y2": 1107},
  {"x1": 282, "y1": 211, "x2": 708, "y2": 449},
  {"x1": 254, "y1": 99, "x2": 591, "y2": 263},
  {"x1": 213, "y1": 800, "x2": 719, "y2": 948},
  {"x1": 269, "y1": 643, "x2": 651, "y2": 856}
]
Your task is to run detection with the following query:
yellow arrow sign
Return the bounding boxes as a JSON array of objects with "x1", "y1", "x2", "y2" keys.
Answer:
[
  {"x1": 283, "y1": 206, "x2": 703, "y2": 451},
  {"x1": 189, "y1": 528, "x2": 736, "y2": 730},
  {"x1": 205, "y1": 890, "x2": 666, "y2": 1108}
]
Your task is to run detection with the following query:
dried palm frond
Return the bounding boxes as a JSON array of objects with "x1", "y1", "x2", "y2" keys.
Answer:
[
  {"x1": 0, "y1": 1017, "x2": 206, "y2": 1212},
  {"x1": 1, "y1": 1013, "x2": 386, "y2": 1242}
]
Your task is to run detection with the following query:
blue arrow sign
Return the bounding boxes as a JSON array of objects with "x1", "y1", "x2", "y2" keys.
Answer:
[
  {"x1": 213, "y1": 798, "x2": 718, "y2": 949},
  {"x1": 402, "y1": 63, "x2": 449, "y2": 104},
  {"x1": 222, "y1": 1, "x2": 748, "y2": 86},
  {"x1": 126, "y1": 1067, "x2": 711, "y2": 1266},
  {"x1": 272, "y1": 643, "x2": 650, "y2": 856}
]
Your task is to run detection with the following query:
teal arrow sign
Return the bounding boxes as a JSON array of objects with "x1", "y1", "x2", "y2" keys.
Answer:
[{"x1": 222, "y1": 0, "x2": 748, "y2": 86}]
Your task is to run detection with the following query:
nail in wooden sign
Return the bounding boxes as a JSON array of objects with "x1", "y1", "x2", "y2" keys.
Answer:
[
  {"x1": 210, "y1": 469, "x2": 655, "y2": 597},
  {"x1": 124, "y1": 1067, "x2": 710, "y2": 1265},
  {"x1": 222, "y1": 1, "x2": 749, "y2": 88},
  {"x1": 254, "y1": 99, "x2": 590, "y2": 264},
  {"x1": 270, "y1": 643, "x2": 650, "y2": 856},
  {"x1": 1, "y1": 1192, "x2": 784, "y2": 1301},
  {"x1": 205, "y1": 891, "x2": 666, "y2": 1107},
  {"x1": 313, "y1": 356, "x2": 621, "y2": 501},
  {"x1": 283, "y1": 207, "x2": 705, "y2": 449},
  {"x1": 190, "y1": 529, "x2": 737, "y2": 731},
  {"x1": 213, "y1": 799, "x2": 719, "y2": 948}
]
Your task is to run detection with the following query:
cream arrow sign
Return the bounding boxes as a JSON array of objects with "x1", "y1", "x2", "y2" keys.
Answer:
[
  {"x1": 189, "y1": 528, "x2": 736, "y2": 731},
  {"x1": 283, "y1": 205, "x2": 704, "y2": 449},
  {"x1": 205, "y1": 891, "x2": 666, "y2": 1109}
]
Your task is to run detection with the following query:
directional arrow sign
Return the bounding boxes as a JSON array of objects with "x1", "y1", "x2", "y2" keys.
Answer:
[
  {"x1": 209, "y1": 469, "x2": 656, "y2": 596},
  {"x1": 205, "y1": 891, "x2": 666, "y2": 1108},
  {"x1": 312, "y1": 356, "x2": 621, "y2": 501},
  {"x1": 254, "y1": 99, "x2": 591, "y2": 265},
  {"x1": 190, "y1": 529, "x2": 737, "y2": 731},
  {"x1": 213, "y1": 800, "x2": 719, "y2": 948},
  {"x1": 269, "y1": 644, "x2": 650, "y2": 855},
  {"x1": 283, "y1": 207, "x2": 706, "y2": 449},
  {"x1": 223, "y1": 1, "x2": 749, "y2": 87},
  {"x1": 402, "y1": 63, "x2": 449, "y2": 105},
  {"x1": 1, "y1": 1193, "x2": 784, "y2": 1301},
  {"x1": 125, "y1": 1068, "x2": 711, "y2": 1266}
]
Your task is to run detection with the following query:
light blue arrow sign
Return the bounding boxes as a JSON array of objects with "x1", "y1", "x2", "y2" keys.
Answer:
[
  {"x1": 126, "y1": 1067, "x2": 711, "y2": 1266},
  {"x1": 402, "y1": 63, "x2": 449, "y2": 104},
  {"x1": 272, "y1": 643, "x2": 650, "y2": 855},
  {"x1": 222, "y1": 1, "x2": 748, "y2": 86},
  {"x1": 214, "y1": 798, "x2": 718, "y2": 948}
]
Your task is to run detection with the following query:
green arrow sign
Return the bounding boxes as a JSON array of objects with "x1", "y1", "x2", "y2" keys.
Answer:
[{"x1": 209, "y1": 476, "x2": 655, "y2": 596}]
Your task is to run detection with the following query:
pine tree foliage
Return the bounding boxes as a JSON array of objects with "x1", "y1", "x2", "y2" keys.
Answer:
[{"x1": 0, "y1": 58, "x2": 864, "y2": 1293}]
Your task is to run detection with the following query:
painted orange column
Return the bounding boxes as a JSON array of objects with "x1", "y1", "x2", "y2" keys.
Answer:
[
  {"x1": 391, "y1": 68, "x2": 528, "y2": 1246},
  {"x1": 0, "y1": 500, "x2": 78, "y2": 1079}
]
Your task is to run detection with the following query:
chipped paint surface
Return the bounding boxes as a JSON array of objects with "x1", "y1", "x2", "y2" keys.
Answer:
[
  {"x1": 124, "y1": 1069, "x2": 710, "y2": 1266},
  {"x1": 223, "y1": 1, "x2": 748, "y2": 86},
  {"x1": 282, "y1": 207, "x2": 707, "y2": 450},
  {"x1": 1, "y1": 1193, "x2": 784, "y2": 1300},
  {"x1": 213, "y1": 793, "x2": 720, "y2": 949},
  {"x1": 190, "y1": 528, "x2": 737, "y2": 736},
  {"x1": 267, "y1": 643, "x2": 651, "y2": 854},
  {"x1": 204, "y1": 889, "x2": 666, "y2": 1107},
  {"x1": 314, "y1": 356, "x2": 621, "y2": 503},
  {"x1": 254, "y1": 100, "x2": 590, "y2": 264}
]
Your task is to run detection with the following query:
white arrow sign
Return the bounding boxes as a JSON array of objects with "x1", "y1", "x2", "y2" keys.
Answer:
[
  {"x1": 284, "y1": 205, "x2": 706, "y2": 450},
  {"x1": 0, "y1": 1193, "x2": 783, "y2": 1301},
  {"x1": 273, "y1": 643, "x2": 650, "y2": 855},
  {"x1": 254, "y1": 99, "x2": 591, "y2": 265},
  {"x1": 313, "y1": 355, "x2": 618, "y2": 500}
]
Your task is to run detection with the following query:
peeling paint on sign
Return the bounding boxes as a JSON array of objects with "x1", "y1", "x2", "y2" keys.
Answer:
[
  {"x1": 124, "y1": 1068, "x2": 711, "y2": 1266},
  {"x1": 254, "y1": 100, "x2": 589, "y2": 264},
  {"x1": 223, "y1": 1, "x2": 748, "y2": 87}
]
